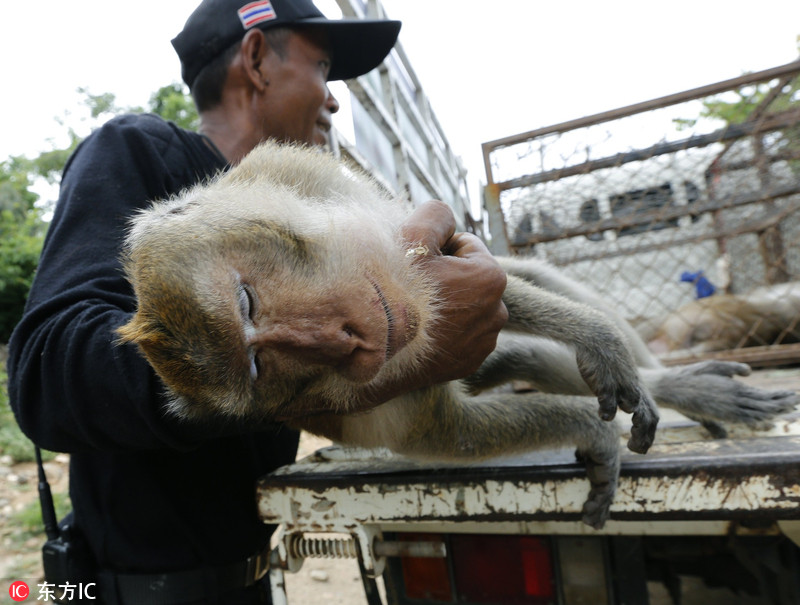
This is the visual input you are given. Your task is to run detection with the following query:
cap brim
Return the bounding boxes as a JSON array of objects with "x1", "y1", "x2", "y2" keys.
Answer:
[{"x1": 298, "y1": 18, "x2": 401, "y2": 81}]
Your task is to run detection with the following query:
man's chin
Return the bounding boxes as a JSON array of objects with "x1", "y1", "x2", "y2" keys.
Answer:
[{"x1": 312, "y1": 133, "x2": 329, "y2": 147}]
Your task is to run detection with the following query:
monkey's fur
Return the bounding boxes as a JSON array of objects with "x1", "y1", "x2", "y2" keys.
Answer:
[
  {"x1": 648, "y1": 283, "x2": 800, "y2": 354},
  {"x1": 118, "y1": 141, "x2": 798, "y2": 529}
]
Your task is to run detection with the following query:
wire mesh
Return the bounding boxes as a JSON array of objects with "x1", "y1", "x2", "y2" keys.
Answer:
[{"x1": 483, "y1": 62, "x2": 800, "y2": 367}]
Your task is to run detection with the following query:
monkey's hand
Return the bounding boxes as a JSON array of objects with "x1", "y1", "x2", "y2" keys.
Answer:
[
  {"x1": 573, "y1": 335, "x2": 659, "y2": 455},
  {"x1": 502, "y1": 276, "x2": 659, "y2": 454},
  {"x1": 645, "y1": 361, "x2": 799, "y2": 434}
]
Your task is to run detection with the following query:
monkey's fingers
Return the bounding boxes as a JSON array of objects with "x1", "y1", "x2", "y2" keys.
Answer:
[
  {"x1": 596, "y1": 394, "x2": 618, "y2": 422},
  {"x1": 733, "y1": 387, "x2": 799, "y2": 423},
  {"x1": 627, "y1": 395, "x2": 659, "y2": 454},
  {"x1": 581, "y1": 486, "x2": 614, "y2": 530},
  {"x1": 597, "y1": 384, "x2": 648, "y2": 421},
  {"x1": 741, "y1": 385, "x2": 798, "y2": 405},
  {"x1": 616, "y1": 384, "x2": 649, "y2": 415},
  {"x1": 575, "y1": 345, "x2": 648, "y2": 422}
]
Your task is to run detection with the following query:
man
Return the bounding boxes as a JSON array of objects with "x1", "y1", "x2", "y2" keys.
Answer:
[{"x1": 7, "y1": 0, "x2": 507, "y2": 603}]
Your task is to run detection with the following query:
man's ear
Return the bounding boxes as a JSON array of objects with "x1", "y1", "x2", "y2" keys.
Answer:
[{"x1": 240, "y1": 29, "x2": 271, "y2": 92}]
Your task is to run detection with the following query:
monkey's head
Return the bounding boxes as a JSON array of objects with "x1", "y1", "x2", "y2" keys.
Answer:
[{"x1": 118, "y1": 142, "x2": 439, "y2": 421}]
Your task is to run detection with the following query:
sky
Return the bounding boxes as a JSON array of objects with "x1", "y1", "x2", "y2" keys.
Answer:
[{"x1": 2, "y1": 0, "x2": 799, "y2": 204}]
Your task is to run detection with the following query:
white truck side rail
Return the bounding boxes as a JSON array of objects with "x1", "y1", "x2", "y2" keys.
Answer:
[{"x1": 326, "y1": 0, "x2": 478, "y2": 234}]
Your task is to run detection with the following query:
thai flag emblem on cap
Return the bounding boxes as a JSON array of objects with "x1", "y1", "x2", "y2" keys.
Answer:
[{"x1": 238, "y1": 0, "x2": 277, "y2": 29}]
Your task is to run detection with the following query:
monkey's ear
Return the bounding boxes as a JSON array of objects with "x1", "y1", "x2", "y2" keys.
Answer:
[{"x1": 116, "y1": 314, "x2": 165, "y2": 350}]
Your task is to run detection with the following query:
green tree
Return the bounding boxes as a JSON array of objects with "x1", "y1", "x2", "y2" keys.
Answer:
[
  {"x1": 0, "y1": 157, "x2": 46, "y2": 341},
  {"x1": 0, "y1": 209, "x2": 44, "y2": 341},
  {"x1": 674, "y1": 78, "x2": 800, "y2": 130},
  {"x1": 0, "y1": 156, "x2": 38, "y2": 216},
  {"x1": 148, "y1": 83, "x2": 200, "y2": 131}
]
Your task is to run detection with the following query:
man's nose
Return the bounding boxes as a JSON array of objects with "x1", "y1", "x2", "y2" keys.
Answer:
[{"x1": 326, "y1": 87, "x2": 340, "y2": 114}]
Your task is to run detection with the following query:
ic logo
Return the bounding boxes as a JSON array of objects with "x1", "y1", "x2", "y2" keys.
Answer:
[{"x1": 9, "y1": 580, "x2": 29, "y2": 602}]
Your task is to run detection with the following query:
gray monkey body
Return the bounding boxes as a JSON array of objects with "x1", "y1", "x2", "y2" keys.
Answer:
[{"x1": 119, "y1": 141, "x2": 798, "y2": 529}]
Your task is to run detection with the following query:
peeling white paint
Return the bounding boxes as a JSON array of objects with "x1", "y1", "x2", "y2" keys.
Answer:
[{"x1": 259, "y1": 416, "x2": 800, "y2": 539}]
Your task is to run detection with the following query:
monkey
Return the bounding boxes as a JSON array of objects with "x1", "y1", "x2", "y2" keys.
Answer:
[
  {"x1": 117, "y1": 141, "x2": 798, "y2": 529},
  {"x1": 647, "y1": 282, "x2": 800, "y2": 355}
]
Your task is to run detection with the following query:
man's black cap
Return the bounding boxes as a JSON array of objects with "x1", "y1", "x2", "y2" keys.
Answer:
[{"x1": 173, "y1": 0, "x2": 401, "y2": 88}]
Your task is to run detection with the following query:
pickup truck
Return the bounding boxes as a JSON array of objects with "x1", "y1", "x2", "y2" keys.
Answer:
[{"x1": 257, "y1": 368, "x2": 800, "y2": 605}]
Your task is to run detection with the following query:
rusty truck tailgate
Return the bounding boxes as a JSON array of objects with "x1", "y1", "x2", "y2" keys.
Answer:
[{"x1": 257, "y1": 412, "x2": 800, "y2": 534}]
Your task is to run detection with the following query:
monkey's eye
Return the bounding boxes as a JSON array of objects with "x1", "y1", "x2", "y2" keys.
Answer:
[
  {"x1": 238, "y1": 283, "x2": 256, "y2": 323},
  {"x1": 238, "y1": 283, "x2": 259, "y2": 382}
]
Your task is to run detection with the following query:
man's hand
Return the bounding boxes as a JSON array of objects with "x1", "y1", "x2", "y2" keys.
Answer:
[{"x1": 400, "y1": 200, "x2": 508, "y2": 385}]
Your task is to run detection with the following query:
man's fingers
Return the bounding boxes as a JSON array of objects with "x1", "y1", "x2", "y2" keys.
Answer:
[
  {"x1": 400, "y1": 200, "x2": 456, "y2": 253},
  {"x1": 441, "y1": 231, "x2": 493, "y2": 259}
]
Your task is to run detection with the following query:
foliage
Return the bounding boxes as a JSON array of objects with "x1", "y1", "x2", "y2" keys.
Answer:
[
  {"x1": 71, "y1": 83, "x2": 199, "y2": 131},
  {"x1": 0, "y1": 365, "x2": 35, "y2": 462},
  {"x1": 148, "y1": 83, "x2": 200, "y2": 131},
  {"x1": 0, "y1": 156, "x2": 38, "y2": 216},
  {"x1": 673, "y1": 82, "x2": 781, "y2": 131},
  {"x1": 675, "y1": 79, "x2": 800, "y2": 131},
  {"x1": 0, "y1": 209, "x2": 44, "y2": 342},
  {"x1": 78, "y1": 86, "x2": 125, "y2": 119},
  {"x1": 11, "y1": 491, "x2": 72, "y2": 541},
  {"x1": 0, "y1": 154, "x2": 46, "y2": 343}
]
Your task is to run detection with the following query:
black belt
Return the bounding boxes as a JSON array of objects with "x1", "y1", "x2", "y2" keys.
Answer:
[{"x1": 97, "y1": 548, "x2": 271, "y2": 605}]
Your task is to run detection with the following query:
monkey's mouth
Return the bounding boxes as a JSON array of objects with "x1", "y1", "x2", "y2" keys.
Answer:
[{"x1": 371, "y1": 280, "x2": 417, "y2": 360}]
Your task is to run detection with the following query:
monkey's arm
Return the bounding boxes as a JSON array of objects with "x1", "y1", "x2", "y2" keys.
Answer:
[
  {"x1": 296, "y1": 384, "x2": 620, "y2": 529},
  {"x1": 502, "y1": 275, "x2": 658, "y2": 454},
  {"x1": 498, "y1": 257, "x2": 661, "y2": 369},
  {"x1": 462, "y1": 333, "x2": 592, "y2": 396},
  {"x1": 465, "y1": 337, "x2": 798, "y2": 435}
]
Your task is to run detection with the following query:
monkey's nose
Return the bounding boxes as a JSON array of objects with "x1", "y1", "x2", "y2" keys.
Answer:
[{"x1": 248, "y1": 325, "x2": 385, "y2": 382}]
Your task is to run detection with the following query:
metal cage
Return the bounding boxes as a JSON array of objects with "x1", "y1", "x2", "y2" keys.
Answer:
[{"x1": 483, "y1": 61, "x2": 800, "y2": 367}]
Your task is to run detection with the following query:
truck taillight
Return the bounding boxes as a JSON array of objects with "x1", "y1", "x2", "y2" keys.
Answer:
[
  {"x1": 396, "y1": 533, "x2": 556, "y2": 604},
  {"x1": 451, "y1": 534, "x2": 555, "y2": 603}
]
